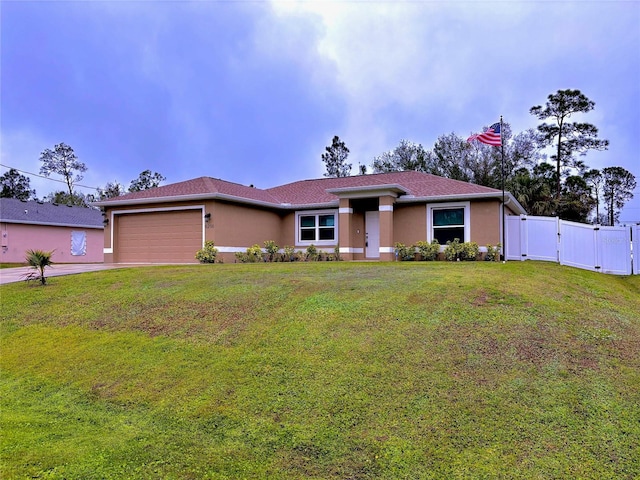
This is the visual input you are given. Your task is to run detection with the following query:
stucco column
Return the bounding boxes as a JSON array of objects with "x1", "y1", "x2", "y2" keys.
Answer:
[
  {"x1": 379, "y1": 195, "x2": 395, "y2": 261},
  {"x1": 338, "y1": 197, "x2": 353, "y2": 261}
]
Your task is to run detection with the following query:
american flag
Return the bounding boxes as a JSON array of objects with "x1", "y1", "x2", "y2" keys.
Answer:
[{"x1": 467, "y1": 122, "x2": 502, "y2": 146}]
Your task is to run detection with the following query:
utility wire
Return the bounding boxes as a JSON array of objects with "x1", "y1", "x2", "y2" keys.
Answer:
[{"x1": 0, "y1": 163, "x2": 99, "y2": 191}]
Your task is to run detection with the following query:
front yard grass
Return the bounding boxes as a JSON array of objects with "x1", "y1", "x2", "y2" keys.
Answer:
[{"x1": 1, "y1": 261, "x2": 639, "y2": 479}]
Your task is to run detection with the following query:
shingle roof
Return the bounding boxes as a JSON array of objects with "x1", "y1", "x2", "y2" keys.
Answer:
[
  {"x1": 266, "y1": 171, "x2": 500, "y2": 205},
  {"x1": 96, "y1": 177, "x2": 281, "y2": 205},
  {"x1": 93, "y1": 171, "x2": 524, "y2": 213},
  {"x1": 0, "y1": 198, "x2": 104, "y2": 228}
]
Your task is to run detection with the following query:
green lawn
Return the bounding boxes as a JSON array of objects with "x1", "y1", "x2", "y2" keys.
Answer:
[{"x1": 1, "y1": 261, "x2": 639, "y2": 479}]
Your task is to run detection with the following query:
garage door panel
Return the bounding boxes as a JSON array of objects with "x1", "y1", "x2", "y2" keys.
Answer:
[{"x1": 116, "y1": 210, "x2": 202, "y2": 263}]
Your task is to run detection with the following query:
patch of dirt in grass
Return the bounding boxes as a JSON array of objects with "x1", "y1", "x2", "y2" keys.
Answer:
[
  {"x1": 89, "y1": 381, "x2": 121, "y2": 401},
  {"x1": 277, "y1": 442, "x2": 380, "y2": 480},
  {"x1": 469, "y1": 288, "x2": 534, "y2": 309},
  {"x1": 407, "y1": 291, "x2": 434, "y2": 305},
  {"x1": 476, "y1": 335, "x2": 500, "y2": 356},
  {"x1": 472, "y1": 290, "x2": 489, "y2": 307},
  {"x1": 89, "y1": 298, "x2": 262, "y2": 342},
  {"x1": 611, "y1": 338, "x2": 640, "y2": 364},
  {"x1": 277, "y1": 444, "x2": 329, "y2": 478},
  {"x1": 513, "y1": 330, "x2": 556, "y2": 366},
  {"x1": 509, "y1": 323, "x2": 608, "y2": 373}
]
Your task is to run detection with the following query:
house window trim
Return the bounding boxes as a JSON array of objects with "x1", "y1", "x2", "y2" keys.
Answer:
[
  {"x1": 426, "y1": 201, "x2": 471, "y2": 244},
  {"x1": 295, "y1": 209, "x2": 338, "y2": 246}
]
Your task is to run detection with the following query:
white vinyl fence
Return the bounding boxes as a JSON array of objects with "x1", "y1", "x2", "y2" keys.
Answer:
[
  {"x1": 634, "y1": 226, "x2": 639, "y2": 275},
  {"x1": 506, "y1": 215, "x2": 637, "y2": 275}
]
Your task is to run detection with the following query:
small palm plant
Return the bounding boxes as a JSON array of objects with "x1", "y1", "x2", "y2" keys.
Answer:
[{"x1": 25, "y1": 249, "x2": 54, "y2": 285}]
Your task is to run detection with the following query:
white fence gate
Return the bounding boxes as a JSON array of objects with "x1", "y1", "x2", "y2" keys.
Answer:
[
  {"x1": 506, "y1": 215, "x2": 636, "y2": 275},
  {"x1": 506, "y1": 215, "x2": 558, "y2": 262}
]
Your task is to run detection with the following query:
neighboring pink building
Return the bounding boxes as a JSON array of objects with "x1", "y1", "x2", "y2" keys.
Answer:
[{"x1": 0, "y1": 198, "x2": 104, "y2": 264}]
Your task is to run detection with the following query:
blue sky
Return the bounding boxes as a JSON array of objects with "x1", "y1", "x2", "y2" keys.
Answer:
[{"x1": 2, "y1": 1, "x2": 639, "y2": 222}]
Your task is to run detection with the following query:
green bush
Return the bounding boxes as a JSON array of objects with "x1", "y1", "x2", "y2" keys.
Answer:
[
  {"x1": 195, "y1": 241, "x2": 219, "y2": 264},
  {"x1": 305, "y1": 244, "x2": 318, "y2": 261},
  {"x1": 444, "y1": 239, "x2": 463, "y2": 261},
  {"x1": 263, "y1": 240, "x2": 279, "y2": 262},
  {"x1": 283, "y1": 246, "x2": 296, "y2": 262},
  {"x1": 235, "y1": 244, "x2": 264, "y2": 263},
  {"x1": 247, "y1": 244, "x2": 264, "y2": 262},
  {"x1": 485, "y1": 243, "x2": 502, "y2": 262},
  {"x1": 460, "y1": 242, "x2": 480, "y2": 261},
  {"x1": 394, "y1": 242, "x2": 415, "y2": 261},
  {"x1": 444, "y1": 239, "x2": 479, "y2": 261},
  {"x1": 414, "y1": 240, "x2": 440, "y2": 261}
]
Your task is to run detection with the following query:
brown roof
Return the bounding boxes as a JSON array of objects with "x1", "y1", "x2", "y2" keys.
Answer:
[
  {"x1": 267, "y1": 171, "x2": 499, "y2": 205},
  {"x1": 95, "y1": 171, "x2": 514, "y2": 209},
  {"x1": 98, "y1": 176, "x2": 281, "y2": 205}
]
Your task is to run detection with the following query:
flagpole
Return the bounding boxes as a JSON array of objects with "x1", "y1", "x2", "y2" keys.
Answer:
[{"x1": 500, "y1": 115, "x2": 505, "y2": 262}]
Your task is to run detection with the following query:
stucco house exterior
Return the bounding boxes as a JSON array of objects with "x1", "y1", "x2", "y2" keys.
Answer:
[
  {"x1": 95, "y1": 171, "x2": 526, "y2": 264},
  {"x1": 0, "y1": 198, "x2": 104, "y2": 264}
]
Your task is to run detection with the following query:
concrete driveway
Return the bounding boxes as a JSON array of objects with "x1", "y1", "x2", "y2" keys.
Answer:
[{"x1": 0, "y1": 264, "x2": 140, "y2": 285}]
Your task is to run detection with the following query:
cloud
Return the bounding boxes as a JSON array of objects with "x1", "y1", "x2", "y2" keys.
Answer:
[
  {"x1": 266, "y1": 0, "x2": 639, "y2": 181},
  {"x1": 2, "y1": 0, "x2": 638, "y2": 218}
]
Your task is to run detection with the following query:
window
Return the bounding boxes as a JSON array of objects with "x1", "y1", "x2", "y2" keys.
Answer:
[
  {"x1": 296, "y1": 211, "x2": 337, "y2": 245},
  {"x1": 428, "y1": 202, "x2": 470, "y2": 244}
]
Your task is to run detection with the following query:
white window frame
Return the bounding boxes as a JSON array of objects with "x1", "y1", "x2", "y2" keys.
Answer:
[
  {"x1": 427, "y1": 201, "x2": 470, "y2": 244},
  {"x1": 295, "y1": 209, "x2": 338, "y2": 246}
]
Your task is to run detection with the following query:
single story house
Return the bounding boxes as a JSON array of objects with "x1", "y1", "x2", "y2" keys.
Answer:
[
  {"x1": 0, "y1": 198, "x2": 104, "y2": 264},
  {"x1": 94, "y1": 171, "x2": 526, "y2": 263}
]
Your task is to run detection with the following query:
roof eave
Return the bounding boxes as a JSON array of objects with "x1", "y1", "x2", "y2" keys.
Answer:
[
  {"x1": 94, "y1": 192, "x2": 285, "y2": 210},
  {"x1": 0, "y1": 219, "x2": 104, "y2": 229},
  {"x1": 280, "y1": 201, "x2": 340, "y2": 210},
  {"x1": 503, "y1": 193, "x2": 527, "y2": 215},
  {"x1": 93, "y1": 193, "x2": 216, "y2": 207},
  {"x1": 326, "y1": 184, "x2": 407, "y2": 198},
  {"x1": 396, "y1": 191, "x2": 527, "y2": 215}
]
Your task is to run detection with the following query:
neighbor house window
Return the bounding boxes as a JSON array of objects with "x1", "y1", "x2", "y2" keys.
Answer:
[
  {"x1": 427, "y1": 202, "x2": 470, "y2": 244},
  {"x1": 296, "y1": 210, "x2": 337, "y2": 245}
]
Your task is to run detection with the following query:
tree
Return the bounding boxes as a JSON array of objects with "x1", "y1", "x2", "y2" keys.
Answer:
[
  {"x1": 430, "y1": 133, "x2": 474, "y2": 182},
  {"x1": 97, "y1": 181, "x2": 125, "y2": 200},
  {"x1": 584, "y1": 169, "x2": 603, "y2": 223},
  {"x1": 86, "y1": 181, "x2": 125, "y2": 203},
  {"x1": 557, "y1": 175, "x2": 595, "y2": 223},
  {"x1": 39, "y1": 143, "x2": 87, "y2": 197},
  {"x1": 129, "y1": 170, "x2": 166, "y2": 192},
  {"x1": 0, "y1": 168, "x2": 35, "y2": 200},
  {"x1": 25, "y1": 249, "x2": 53, "y2": 285},
  {"x1": 530, "y1": 89, "x2": 608, "y2": 199},
  {"x1": 507, "y1": 163, "x2": 557, "y2": 216},
  {"x1": 322, "y1": 136, "x2": 351, "y2": 178},
  {"x1": 371, "y1": 139, "x2": 430, "y2": 173},
  {"x1": 44, "y1": 190, "x2": 89, "y2": 207},
  {"x1": 505, "y1": 128, "x2": 544, "y2": 179},
  {"x1": 601, "y1": 166, "x2": 636, "y2": 226}
]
